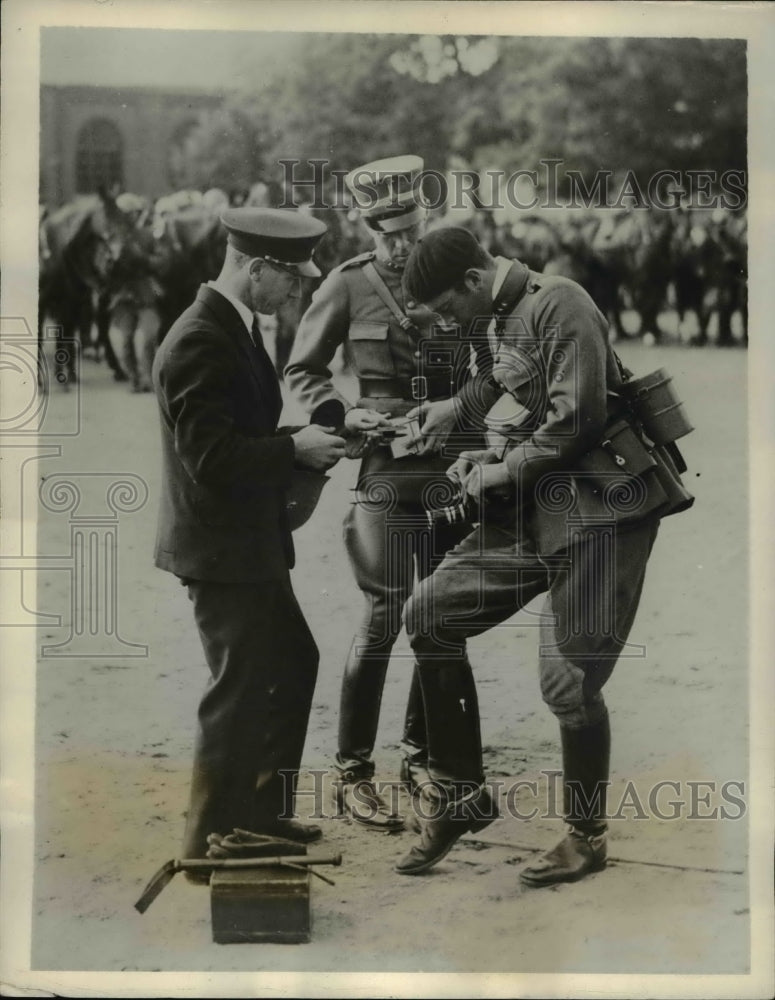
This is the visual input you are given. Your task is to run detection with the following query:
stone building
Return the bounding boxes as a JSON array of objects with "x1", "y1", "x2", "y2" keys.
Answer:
[{"x1": 40, "y1": 84, "x2": 223, "y2": 206}]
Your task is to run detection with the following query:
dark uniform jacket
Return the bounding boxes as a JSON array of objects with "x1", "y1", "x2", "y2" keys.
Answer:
[
  {"x1": 487, "y1": 263, "x2": 692, "y2": 555},
  {"x1": 285, "y1": 251, "x2": 500, "y2": 502},
  {"x1": 152, "y1": 284, "x2": 297, "y2": 582}
]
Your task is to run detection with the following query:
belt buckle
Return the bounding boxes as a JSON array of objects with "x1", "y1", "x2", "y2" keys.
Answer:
[{"x1": 411, "y1": 375, "x2": 427, "y2": 401}]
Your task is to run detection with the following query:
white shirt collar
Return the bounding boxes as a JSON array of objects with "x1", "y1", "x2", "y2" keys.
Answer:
[
  {"x1": 207, "y1": 280, "x2": 255, "y2": 335},
  {"x1": 491, "y1": 256, "x2": 513, "y2": 301}
]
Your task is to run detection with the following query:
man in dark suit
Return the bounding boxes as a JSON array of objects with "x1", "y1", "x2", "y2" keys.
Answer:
[{"x1": 152, "y1": 208, "x2": 346, "y2": 864}]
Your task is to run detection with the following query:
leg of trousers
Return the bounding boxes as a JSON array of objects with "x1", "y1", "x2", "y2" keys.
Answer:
[
  {"x1": 538, "y1": 518, "x2": 659, "y2": 727},
  {"x1": 337, "y1": 498, "x2": 471, "y2": 777},
  {"x1": 133, "y1": 306, "x2": 161, "y2": 391},
  {"x1": 108, "y1": 304, "x2": 139, "y2": 387},
  {"x1": 406, "y1": 522, "x2": 549, "y2": 784},
  {"x1": 405, "y1": 518, "x2": 658, "y2": 782},
  {"x1": 181, "y1": 576, "x2": 319, "y2": 859}
]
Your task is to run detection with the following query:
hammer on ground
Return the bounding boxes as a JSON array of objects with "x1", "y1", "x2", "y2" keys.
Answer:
[{"x1": 134, "y1": 853, "x2": 342, "y2": 914}]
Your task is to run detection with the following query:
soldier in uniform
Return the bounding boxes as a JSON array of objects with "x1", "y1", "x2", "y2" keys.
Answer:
[
  {"x1": 285, "y1": 157, "x2": 500, "y2": 829},
  {"x1": 104, "y1": 192, "x2": 165, "y2": 393},
  {"x1": 395, "y1": 226, "x2": 693, "y2": 880},
  {"x1": 152, "y1": 208, "x2": 346, "y2": 866}
]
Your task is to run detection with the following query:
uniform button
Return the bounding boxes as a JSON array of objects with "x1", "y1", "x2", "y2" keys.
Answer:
[
  {"x1": 414, "y1": 350, "x2": 421, "y2": 358},
  {"x1": 407, "y1": 300, "x2": 416, "y2": 308}
]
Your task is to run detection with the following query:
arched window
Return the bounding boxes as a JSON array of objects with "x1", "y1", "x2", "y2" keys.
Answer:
[{"x1": 75, "y1": 118, "x2": 124, "y2": 194}]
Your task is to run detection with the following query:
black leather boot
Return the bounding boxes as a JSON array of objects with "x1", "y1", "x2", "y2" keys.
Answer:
[
  {"x1": 332, "y1": 768, "x2": 404, "y2": 830},
  {"x1": 399, "y1": 666, "x2": 429, "y2": 788},
  {"x1": 422, "y1": 660, "x2": 484, "y2": 786},
  {"x1": 395, "y1": 782, "x2": 498, "y2": 875},
  {"x1": 337, "y1": 638, "x2": 392, "y2": 777},
  {"x1": 520, "y1": 713, "x2": 610, "y2": 887},
  {"x1": 402, "y1": 660, "x2": 491, "y2": 837}
]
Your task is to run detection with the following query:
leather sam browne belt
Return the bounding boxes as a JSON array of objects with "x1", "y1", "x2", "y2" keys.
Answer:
[{"x1": 358, "y1": 375, "x2": 451, "y2": 401}]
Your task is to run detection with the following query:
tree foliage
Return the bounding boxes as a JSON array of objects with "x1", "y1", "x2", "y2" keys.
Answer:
[{"x1": 177, "y1": 34, "x2": 747, "y2": 198}]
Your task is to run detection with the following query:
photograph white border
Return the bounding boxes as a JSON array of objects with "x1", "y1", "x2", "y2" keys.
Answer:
[{"x1": 2, "y1": 2, "x2": 773, "y2": 997}]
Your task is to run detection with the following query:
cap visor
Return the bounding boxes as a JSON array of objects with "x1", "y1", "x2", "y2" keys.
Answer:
[
  {"x1": 297, "y1": 259, "x2": 321, "y2": 278},
  {"x1": 367, "y1": 205, "x2": 427, "y2": 234}
]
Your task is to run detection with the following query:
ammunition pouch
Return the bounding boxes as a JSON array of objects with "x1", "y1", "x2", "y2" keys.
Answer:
[{"x1": 576, "y1": 418, "x2": 694, "y2": 524}]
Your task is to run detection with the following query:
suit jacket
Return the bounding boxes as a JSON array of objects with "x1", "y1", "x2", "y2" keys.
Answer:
[{"x1": 152, "y1": 284, "x2": 297, "y2": 582}]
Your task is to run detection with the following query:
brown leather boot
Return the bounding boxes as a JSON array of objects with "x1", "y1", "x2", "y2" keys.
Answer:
[
  {"x1": 333, "y1": 774, "x2": 404, "y2": 830},
  {"x1": 395, "y1": 783, "x2": 498, "y2": 875},
  {"x1": 519, "y1": 827, "x2": 607, "y2": 886},
  {"x1": 521, "y1": 716, "x2": 610, "y2": 887}
]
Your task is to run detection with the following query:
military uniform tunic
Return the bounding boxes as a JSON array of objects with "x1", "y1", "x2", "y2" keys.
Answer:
[{"x1": 286, "y1": 251, "x2": 498, "y2": 779}]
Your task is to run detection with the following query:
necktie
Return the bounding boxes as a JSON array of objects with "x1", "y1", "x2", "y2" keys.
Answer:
[{"x1": 249, "y1": 316, "x2": 282, "y2": 415}]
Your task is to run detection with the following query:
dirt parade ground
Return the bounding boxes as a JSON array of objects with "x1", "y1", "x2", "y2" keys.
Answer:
[{"x1": 17, "y1": 334, "x2": 764, "y2": 990}]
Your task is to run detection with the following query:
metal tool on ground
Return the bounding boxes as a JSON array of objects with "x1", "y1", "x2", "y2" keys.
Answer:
[{"x1": 134, "y1": 852, "x2": 342, "y2": 914}]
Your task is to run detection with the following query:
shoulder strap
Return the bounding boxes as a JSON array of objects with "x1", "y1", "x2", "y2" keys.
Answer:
[
  {"x1": 338, "y1": 250, "x2": 376, "y2": 272},
  {"x1": 362, "y1": 261, "x2": 414, "y2": 330},
  {"x1": 492, "y1": 261, "x2": 531, "y2": 334},
  {"x1": 612, "y1": 350, "x2": 634, "y2": 384}
]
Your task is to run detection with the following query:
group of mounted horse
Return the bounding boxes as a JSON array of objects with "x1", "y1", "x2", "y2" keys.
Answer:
[
  {"x1": 38, "y1": 187, "x2": 229, "y2": 392},
  {"x1": 38, "y1": 190, "x2": 747, "y2": 395},
  {"x1": 37, "y1": 186, "x2": 369, "y2": 393},
  {"x1": 472, "y1": 204, "x2": 748, "y2": 346}
]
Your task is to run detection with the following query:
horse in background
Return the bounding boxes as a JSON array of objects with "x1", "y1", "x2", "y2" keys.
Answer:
[
  {"x1": 150, "y1": 188, "x2": 228, "y2": 339},
  {"x1": 38, "y1": 189, "x2": 133, "y2": 388},
  {"x1": 671, "y1": 207, "x2": 747, "y2": 346},
  {"x1": 97, "y1": 189, "x2": 229, "y2": 392}
]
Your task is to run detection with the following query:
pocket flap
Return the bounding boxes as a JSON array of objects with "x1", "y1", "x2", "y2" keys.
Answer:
[
  {"x1": 349, "y1": 321, "x2": 389, "y2": 341},
  {"x1": 579, "y1": 420, "x2": 657, "y2": 477}
]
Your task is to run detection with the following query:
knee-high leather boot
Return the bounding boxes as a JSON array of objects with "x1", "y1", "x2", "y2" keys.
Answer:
[
  {"x1": 395, "y1": 662, "x2": 499, "y2": 875},
  {"x1": 419, "y1": 660, "x2": 485, "y2": 790},
  {"x1": 520, "y1": 713, "x2": 610, "y2": 887},
  {"x1": 336, "y1": 636, "x2": 393, "y2": 779}
]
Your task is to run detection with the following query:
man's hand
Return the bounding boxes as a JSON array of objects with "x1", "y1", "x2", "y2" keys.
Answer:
[
  {"x1": 343, "y1": 407, "x2": 393, "y2": 438},
  {"x1": 447, "y1": 449, "x2": 511, "y2": 502},
  {"x1": 341, "y1": 408, "x2": 394, "y2": 459},
  {"x1": 446, "y1": 449, "x2": 499, "y2": 486},
  {"x1": 291, "y1": 425, "x2": 346, "y2": 472},
  {"x1": 406, "y1": 398, "x2": 457, "y2": 455},
  {"x1": 460, "y1": 461, "x2": 512, "y2": 502}
]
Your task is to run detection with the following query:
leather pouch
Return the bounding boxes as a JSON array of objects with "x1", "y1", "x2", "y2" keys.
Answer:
[{"x1": 578, "y1": 419, "x2": 657, "y2": 478}]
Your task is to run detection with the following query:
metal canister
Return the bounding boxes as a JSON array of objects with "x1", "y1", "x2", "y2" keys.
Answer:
[{"x1": 620, "y1": 368, "x2": 694, "y2": 445}]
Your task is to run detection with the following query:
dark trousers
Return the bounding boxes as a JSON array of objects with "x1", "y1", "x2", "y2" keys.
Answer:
[
  {"x1": 337, "y1": 497, "x2": 472, "y2": 777},
  {"x1": 181, "y1": 575, "x2": 319, "y2": 858},
  {"x1": 404, "y1": 517, "x2": 659, "y2": 783}
]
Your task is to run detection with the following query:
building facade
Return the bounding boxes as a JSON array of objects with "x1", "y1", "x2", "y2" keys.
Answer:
[{"x1": 40, "y1": 84, "x2": 224, "y2": 207}]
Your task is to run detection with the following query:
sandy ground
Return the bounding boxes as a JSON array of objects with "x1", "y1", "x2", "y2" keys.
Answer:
[{"x1": 25, "y1": 331, "x2": 752, "y2": 981}]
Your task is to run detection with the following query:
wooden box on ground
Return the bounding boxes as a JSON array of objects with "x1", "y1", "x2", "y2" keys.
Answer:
[{"x1": 210, "y1": 865, "x2": 311, "y2": 944}]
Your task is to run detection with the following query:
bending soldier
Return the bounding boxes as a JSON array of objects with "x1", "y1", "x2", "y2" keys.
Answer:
[
  {"x1": 285, "y1": 157, "x2": 500, "y2": 828},
  {"x1": 395, "y1": 226, "x2": 693, "y2": 881}
]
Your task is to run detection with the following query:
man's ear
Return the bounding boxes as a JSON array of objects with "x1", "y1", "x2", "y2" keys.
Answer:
[
  {"x1": 462, "y1": 268, "x2": 484, "y2": 291},
  {"x1": 248, "y1": 258, "x2": 264, "y2": 281}
]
